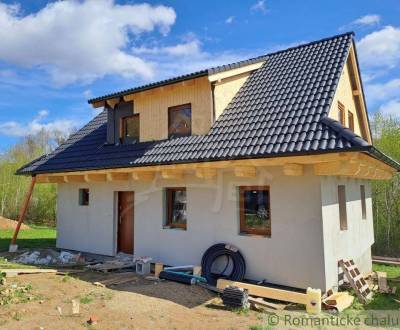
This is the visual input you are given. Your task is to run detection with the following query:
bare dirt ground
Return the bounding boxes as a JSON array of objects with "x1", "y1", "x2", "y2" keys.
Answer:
[
  {"x1": 0, "y1": 216, "x2": 30, "y2": 230},
  {"x1": 0, "y1": 271, "x2": 267, "y2": 330}
]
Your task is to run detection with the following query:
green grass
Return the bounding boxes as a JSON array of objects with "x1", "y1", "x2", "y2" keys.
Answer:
[
  {"x1": 0, "y1": 225, "x2": 56, "y2": 252},
  {"x1": 349, "y1": 264, "x2": 400, "y2": 310}
]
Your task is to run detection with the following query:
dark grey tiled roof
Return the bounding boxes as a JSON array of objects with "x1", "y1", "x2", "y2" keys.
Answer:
[{"x1": 17, "y1": 32, "x2": 400, "y2": 175}]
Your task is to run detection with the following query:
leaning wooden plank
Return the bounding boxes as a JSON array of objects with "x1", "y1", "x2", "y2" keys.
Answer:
[
  {"x1": 1, "y1": 268, "x2": 58, "y2": 277},
  {"x1": 216, "y1": 279, "x2": 308, "y2": 305},
  {"x1": 377, "y1": 271, "x2": 388, "y2": 293}
]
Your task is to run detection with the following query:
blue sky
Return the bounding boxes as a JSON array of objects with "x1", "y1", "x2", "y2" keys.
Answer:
[{"x1": 0, "y1": 0, "x2": 399, "y2": 151}]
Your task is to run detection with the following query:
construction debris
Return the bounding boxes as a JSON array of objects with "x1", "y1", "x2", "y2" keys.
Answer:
[
  {"x1": 71, "y1": 299, "x2": 80, "y2": 315},
  {"x1": 87, "y1": 315, "x2": 99, "y2": 325},
  {"x1": 14, "y1": 250, "x2": 84, "y2": 266},
  {"x1": 87, "y1": 253, "x2": 135, "y2": 272},
  {"x1": 92, "y1": 272, "x2": 136, "y2": 287},
  {"x1": 338, "y1": 259, "x2": 371, "y2": 304},
  {"x1": 322, "y1": 291, "x2": 354, "y2": 312},
  {"x1": 221, "y1": 286, "x2": 249, "y2": 308}
]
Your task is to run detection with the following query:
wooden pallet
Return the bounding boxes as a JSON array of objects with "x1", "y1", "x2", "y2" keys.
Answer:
[{"x1": 338, "y1": 259, "x2": 371, "y2": 304}]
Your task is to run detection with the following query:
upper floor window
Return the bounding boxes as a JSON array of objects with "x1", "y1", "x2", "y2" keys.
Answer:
[
  {"x1": 121, "y1": 114, "x2": 140, "y2": 144},
  {"x1": 168, "y1": 104, "x2": 192, "y2": 139},
  {"x1": 338, "y1": 101, "x2": 345, "y2": 126},
  {"x1": 348, "y1": 111, "x2": 355, "y2": 132},
  {"x1": 239, "y1": 186, "x2": 271, "y2": 236}
]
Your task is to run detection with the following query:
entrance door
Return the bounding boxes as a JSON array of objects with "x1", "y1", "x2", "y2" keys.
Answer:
[{"x1": 117, "y1": 191, "x2": 134, "y2": 254}]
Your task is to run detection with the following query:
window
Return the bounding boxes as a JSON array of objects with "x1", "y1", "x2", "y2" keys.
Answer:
[
  {"x1": 120, "y1": 114, "x2": 139, "y2": 144},
  {"x1": 348, "y1": 111, "x2": 355, "y2": 131},
  {"x1": 166, "y1": 188, "x2": 187, "y2": 229},
  {"x1": 168, "y1": 104, "x2": 192, "y2": 139},
  {"x1": 338, "y1": 185, "x2": 347, "y2": 230},
  {"x1": 360, "y1": 185, "x2": 366, "y2": 220},
  {"x1": 79, "y1": 189, "x2": 89, "y2": 206},
  {"x1": 239, "y1": 186, "x2": 271, "y2": 236},
  {"x1": 338, "y1": 101, "x2": 345, "y2": 126}
]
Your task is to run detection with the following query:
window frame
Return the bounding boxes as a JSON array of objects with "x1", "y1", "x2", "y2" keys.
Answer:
[
  {"x1": 239, "y1": 185, "x2": 271, "y2": 237},
  {"x1": 79, "y1": 188, "x2": 89, "y2": 206},
  {"x1": 348, "y1": 111, "x2": 355, "y2": 132},
  {"x1": 120, "y1": 114, "x2": 140, "y2": 144},
  {"x1": 166, "y1": 187, "x2": 187, "y2": 230},
  {"x1": 338, "y1": 101, "x2": 346, "y2": 126},
  {"x1": 360, "y1": 185, "x2": 367, "y2": 220},
  {"x1": 168, "y1": 103, "x2": 192, "y2": 139},
  {"x1": 338, "y1": 185, "x2": 348, "y2": 230}
]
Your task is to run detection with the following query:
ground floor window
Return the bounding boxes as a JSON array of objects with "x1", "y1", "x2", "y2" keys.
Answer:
[
  {"x1": 166, "y1": 187, "x2": 187, "y2": 229},
  {"x1": 239, "y1": 186, "x2": 271, "y2": 236},
  {"x1": 79, "y1": 188, "x2": 89, "y2": 206}
]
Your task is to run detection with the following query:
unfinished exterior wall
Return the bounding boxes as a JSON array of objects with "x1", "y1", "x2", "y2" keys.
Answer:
[
  {"x1": 56, "y1": 166, "x2": 326, "y2": 289},
  {"x1": 320, "y1": 177, "x2": 374, "y2": 291},
  {"x1": 124, "y1": 76, "x2": 213, "y2": 142},
  {"x1": 328, "y1": 59, "x2": 363, "y2": 137},
  {"x1": 213, "y1": 73, "x2": 251, "y2": 120}
]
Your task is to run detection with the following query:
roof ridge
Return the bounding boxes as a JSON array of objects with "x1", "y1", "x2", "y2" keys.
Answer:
[
  {"x1": 88, "y1": 32, "x2": 355, "y2": 104},
  {"x1": 263, "y1": 32, "x2": 354, "y2": 58}
]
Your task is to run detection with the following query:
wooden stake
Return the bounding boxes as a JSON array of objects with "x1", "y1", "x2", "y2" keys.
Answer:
[{"x1": 10, "y1": 176, "x2": 36, "y2": 246}]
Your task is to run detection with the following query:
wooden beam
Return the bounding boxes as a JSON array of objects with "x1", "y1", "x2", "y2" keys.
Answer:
[
  {"x1": 105, "y1": 98, "x2": 119, "y2": 109},
  {"x1": 85, "y1": 173, "x2": 107, "y2": 182},
  {"x1": 234, "y1": 166, "x2": 256, "y2": 178},
  {"x1": 10, "y1": 176, "x2": 37, "y2": 246},
  {"x1": 161, "y1": 170, "x2": 184, "y2": 180},
  {"x1": 314, "y1": 161, "x2": 342, "y2": 176},
  {"x1": 195, "y1": 168, "x2": 217, "y2": 179},
  {"x1": 131, "y1": 171, "x2": 155, "y2": 181},
  {"x1": 64, "y1": 175, "x2": 86, "y2": 183},
  {"x1": 47, "y1": 176, "x2": 67, "y2": 183},
  {"x1": 352, "y1": 90, "x2": 361, "y2": 96},
  {"x1": 123, "y1": 94, "x2": 134, "y2": 102},
  {"x1": 108, "y1": 173, "x2": 129, "y2": 181},
  {"x1": 91, "y1": 100, "x2": 105, "y2": 108},
  {"x1": 283, "y1": 163, "x2": 304, "y2": 176},
  {"x1": 36, "y1": 175, "x2": 49, "y2": 183},
  {"x1": 217, "y1": 279, "x2": 308, "y2": 305}
]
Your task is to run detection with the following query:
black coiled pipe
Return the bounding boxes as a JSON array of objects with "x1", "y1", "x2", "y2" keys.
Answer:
[{"x1": 201, "y1": 243, "x2": 246, "y2": 285}]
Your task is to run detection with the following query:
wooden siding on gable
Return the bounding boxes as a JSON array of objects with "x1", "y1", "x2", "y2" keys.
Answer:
[
  {"x1": 213, "y1": 72, "x2": 252, "y2": 120},
  {"x1": 124, "y1": 76, "x2": 213, "y2": 142},
  {"x1": 328, "y1": 46, "x2": 371, "y2": 143}
]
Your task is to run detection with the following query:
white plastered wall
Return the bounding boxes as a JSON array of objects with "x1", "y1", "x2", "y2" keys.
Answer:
[
  {"x1": 320, "y1": 177, "x2": 374, "y2": 291},
  {"x1": 57, "y1": 166, "x2": 326, "y2": 289}
]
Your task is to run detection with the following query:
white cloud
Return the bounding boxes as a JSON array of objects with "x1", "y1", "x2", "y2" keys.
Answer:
[
  {"x1": 357, "y1": 26, "x2": 400, "y2": 69},
  {"x1": 353, "y1": 14, "x2": 381, "y2": 26},
  {"x1": 250, "y1": 0, "x2": 267, "y2": 14},
  {"x1": 225, "y1": 16, "x2": 235, "y2": 24},
  {"x1": 379, "y1": 99, "x2": 400, "y2": 118},
  {"x1": 364, "y1": 78, "x2": 400, "y2": 104},
  {"x1": 0, "y1": 0, "x2": 176, "y2": 86},
  {"x1": 0, "y1": 110, "x2": 77, "y2": 138},
  {"x1": 133, "y1": 39, "x2": 201, "y2": 57}
]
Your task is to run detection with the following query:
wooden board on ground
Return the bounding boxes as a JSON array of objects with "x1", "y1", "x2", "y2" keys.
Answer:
[
  {"x1": 248, "y1": 297, "x2": 286, "y2": 310},
  {"x1": 1, "y1": 268, "x2": 58, "y2": 277},
  {"x1": 322, "y1": 292, "x2": 354, "y2": 312},
  {"x1": 377, "y1": 271, "x2": 388, "y2": 293},
  {"x1": 217, "y1": 279, "x2": 308, "y2": 305},
  {"x1": 89, "y1": 263, "x2": 135, "y2": 273}
]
